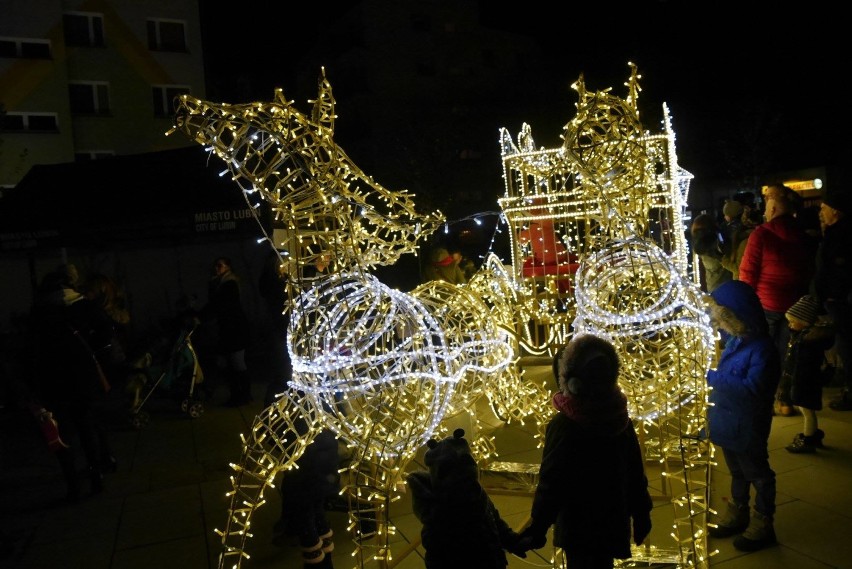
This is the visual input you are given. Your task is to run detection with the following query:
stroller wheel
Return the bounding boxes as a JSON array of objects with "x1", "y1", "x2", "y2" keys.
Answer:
[
  {"x1": 188, "y1": 402, "x2": 205, "y2": 419},
  {"x1": 180, "y1": 398, "x2": 190, "y2": 413},
  {"x1": 131, "y1": 411, "x2": 150, "y2": 429}
]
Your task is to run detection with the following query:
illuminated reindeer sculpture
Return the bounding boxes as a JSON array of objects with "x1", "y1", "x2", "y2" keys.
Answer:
[
  {"x1": 171, "y1": 63, "x2": 716, "y2": 569},
  {"x1": 169, "y1": 70, "x2": 518, "y2": 569}
]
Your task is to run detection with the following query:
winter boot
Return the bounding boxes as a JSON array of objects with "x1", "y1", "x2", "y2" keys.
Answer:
[
  {"x1": 301, "y1": 539, "x2": 326, "y2": 566},
  {"x1": 733, "y1": 510, "x2": 777, "y2": 551},
  {"x1": 813, "y1": 428, "x2": 825, "y2": 448},
  {"x1": 708, "y1": 500, "x2": 749, "y2": 538},
  {"x1": 786, "y1": 433, "x2": 818, "y2": 453},
  {"x1": 319, "y1": 529, "x2": 334, "y2": 554},
  {"x1": 317, "y1": 547, "x2": 334, "y2": 569}
]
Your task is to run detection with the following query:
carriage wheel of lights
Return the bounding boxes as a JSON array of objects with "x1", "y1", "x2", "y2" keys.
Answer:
[
  {"x1": 464, "y1": 252, "x2": 556, "y2": 432},
  {"x1": 168, "y1": 70, "x2": 524, "y2": 569},
  {"x1": 497, "y1": 63, "x2": 715, "y2": 569},
  {"x1": 288, "y1": 272, "x2": 515, "y2": 462}
]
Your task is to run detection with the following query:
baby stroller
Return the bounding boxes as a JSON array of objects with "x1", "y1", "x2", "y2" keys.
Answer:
[{"x1": 125, "y1": 316, "x2": 205, "y2": 429}]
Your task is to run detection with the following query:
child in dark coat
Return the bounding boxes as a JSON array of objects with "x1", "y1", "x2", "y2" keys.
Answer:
[
  {"x1": 272, "y1": 418, "x2": 340, "y2": 568},
  {"x1": 518, "y1": 333, "x2": 653, "y2": 568},
  {"x1": 782, "y1": 295, "x2": 835, "y2": 453},
  {"x1": 406, "y1": 428, "x2": 526, "y2": 569}
]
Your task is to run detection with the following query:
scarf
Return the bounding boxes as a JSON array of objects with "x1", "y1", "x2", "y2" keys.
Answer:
[{"x1": 552, "y1": 388, "x2": 630, "y2": 435}]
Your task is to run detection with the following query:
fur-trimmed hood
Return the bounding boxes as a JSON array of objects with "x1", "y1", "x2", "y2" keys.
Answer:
[{"x1": 709, "y1": 280, "x2": 767, "y2": 338}]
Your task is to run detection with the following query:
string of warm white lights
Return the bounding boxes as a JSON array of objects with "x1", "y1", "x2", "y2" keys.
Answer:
[
  {"x1": 168, "y1": 67, "x2": 446, "y2": 278},
  {"x1": 170, "y1": 71, "x2": 520, "y2": 569},
  {"x1": 172, "y1": 61, "x2": 715, "y2": 569}
]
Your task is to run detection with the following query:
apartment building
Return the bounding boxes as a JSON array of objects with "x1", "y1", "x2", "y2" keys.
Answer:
[{"x1": 0, "y1": 0, "x2": 205, "y2": 190}]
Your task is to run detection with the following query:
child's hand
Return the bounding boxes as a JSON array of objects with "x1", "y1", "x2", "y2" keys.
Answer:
[
  {"x1": 518, "y1": 524, "x2": 548, "y2": 550},
  {"x1": 505, "y1": 531, "x2": 528, "y2": 558}
]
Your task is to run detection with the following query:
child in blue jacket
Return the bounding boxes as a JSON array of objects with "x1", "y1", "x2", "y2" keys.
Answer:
[{"x1": 706, "y1": 280, "x2": 779, "y2": 552}]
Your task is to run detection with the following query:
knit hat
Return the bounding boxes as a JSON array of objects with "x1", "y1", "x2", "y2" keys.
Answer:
[
  {"x1": 552, "y1": 333, "x2": 620, "y2": 397},
  {"x1": 822, "y1": 191, "x2": 848, "y2": 214},
  {"x1": 723, "y1": 200, "x2": 744, "y2": 219},
  {"x1": 423, "y1": 428, "x2": 478, "y2": 484},
  {"x1": 786, "y1": 295, "x2": 820, "y2": 326}
]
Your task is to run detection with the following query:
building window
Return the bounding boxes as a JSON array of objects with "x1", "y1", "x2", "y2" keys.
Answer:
[
  {"x1": 63, "y1": 12, "x2": 105, "y2": 47},
  {"x1": 152, "y1": 85, "x2": 190, "y2": 117},
  {"x1": 69, "y1": 82, "x2": 111, "y2": 115},
  {"x1": 0, "y1": 112, "x2": 59, "y2": 132},
  {"x1": 0, "y1": 37, "x2": 51, "y2": 59},
  {"x1": 75, "y1": 150, "x2": 115, "y2": 161},
  {"x1": 147, "y1": 19, "x2": 187, "y2": 52}
]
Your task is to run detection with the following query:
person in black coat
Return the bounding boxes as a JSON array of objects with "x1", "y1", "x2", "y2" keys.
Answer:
[
  {"x1": 816, "y1": 192, "x2": 852, "y2": 411},
  {"x1": 258, "y1": 249, "x2": 292, "y2": 408},
  {"x1": 518, "y1": 333, "x2": 652, "y2": 568},
  {"x1": 28, "y1": 266, "x2": 118, "y2": 501},
  {"x1": 406, "y1": 428, "x2": 526, "y2": 569},
  {"x1": 199, "y1": 256, "x2": 252, "y2": 407}
]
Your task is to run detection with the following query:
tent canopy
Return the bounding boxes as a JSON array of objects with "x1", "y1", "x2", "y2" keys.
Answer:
[{"x1": 0, "y1": 146, "x2": 265, "y2": 250}]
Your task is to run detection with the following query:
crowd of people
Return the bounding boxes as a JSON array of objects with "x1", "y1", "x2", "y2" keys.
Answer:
[
  {"x1": 689, "y1": 183, "x2": 850, "y2": 555},
  {"x1": 0, "y1": 182, "x2": 848, "y2": 567},
  {"x1": 691, "y1": 186, "x2": 849, "y2": 412},
  {"x1": 0, "y1": 254, "x2": 264, "y2": 504},
  {"x1": 0, "y1": 264, "x2": 128, "y2": 502}
]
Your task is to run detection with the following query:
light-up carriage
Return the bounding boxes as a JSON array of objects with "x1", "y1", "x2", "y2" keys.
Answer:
[
  {"x1": 496, "y1": 94, "x2": 692, "y2": 358},
  {"x1": 493, "y1": 65, "x2": 715, "y2": 569}
]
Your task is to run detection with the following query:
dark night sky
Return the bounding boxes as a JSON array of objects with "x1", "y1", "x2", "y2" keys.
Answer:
[{"x1": 198, "y1": 1, "x2": 847, "y2": 196}]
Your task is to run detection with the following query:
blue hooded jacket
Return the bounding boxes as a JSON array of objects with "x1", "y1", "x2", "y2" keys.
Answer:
[{"x1": 707, "y1": 281, "x2": 780, "y2": 452}]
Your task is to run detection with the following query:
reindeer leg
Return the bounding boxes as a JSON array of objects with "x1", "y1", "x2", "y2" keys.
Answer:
[{"x1": 217, "y1": 392, "x2": 321, "y2": 568}]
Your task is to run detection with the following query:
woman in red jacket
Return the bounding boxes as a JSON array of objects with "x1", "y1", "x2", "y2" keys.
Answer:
[{"x1": 739, "y1": 185, "x2": 817, "y2": 414}]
